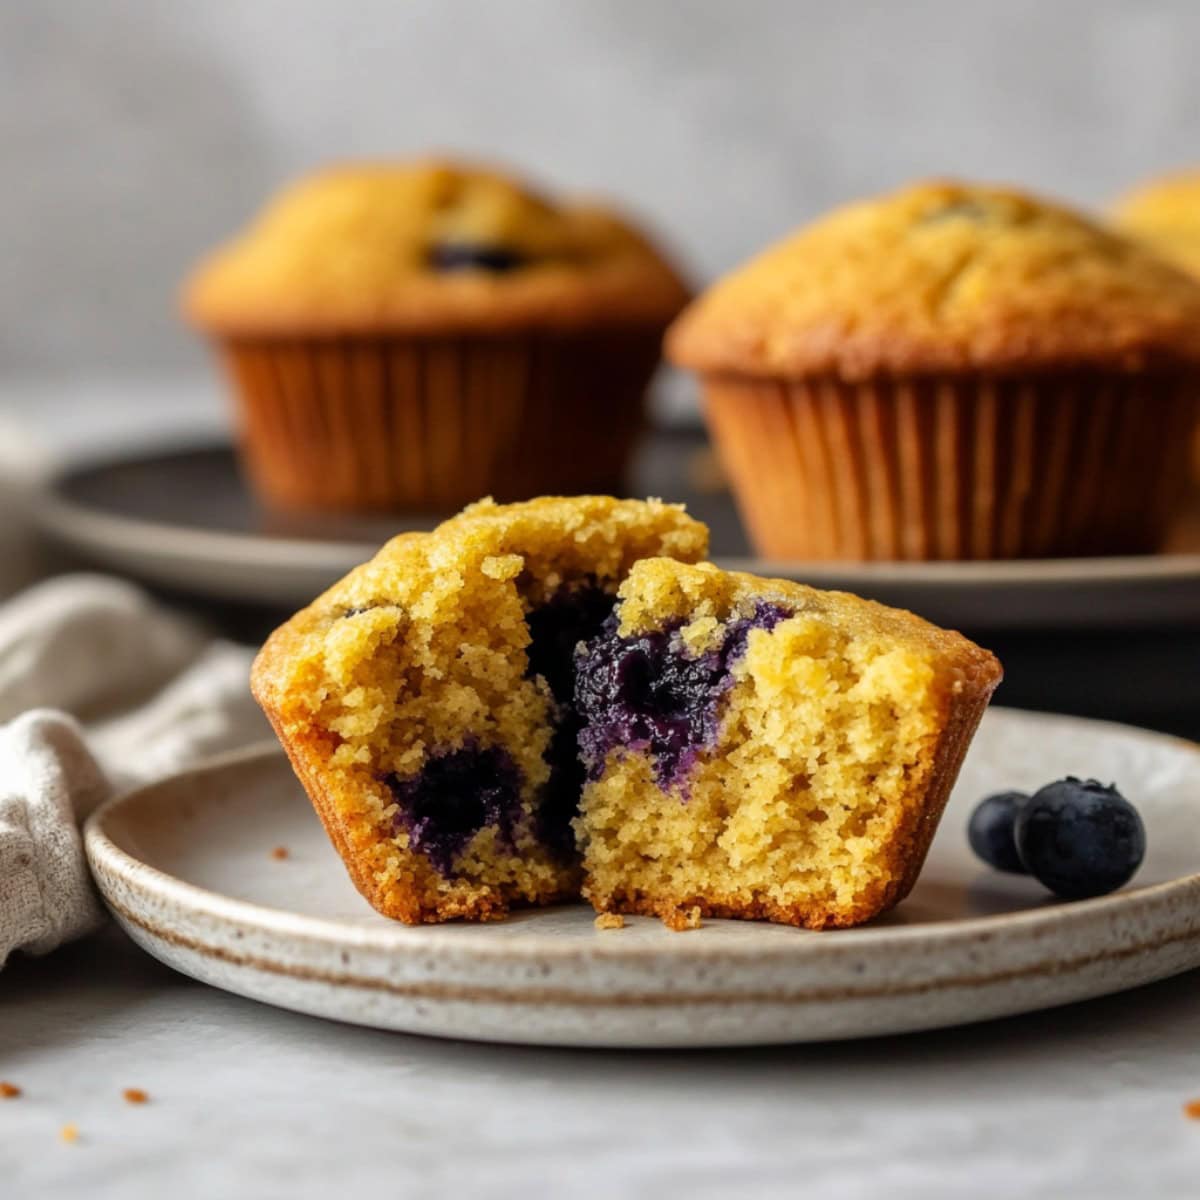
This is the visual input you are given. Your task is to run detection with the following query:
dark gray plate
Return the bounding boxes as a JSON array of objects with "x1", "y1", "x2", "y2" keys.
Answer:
[{"x1": 34, "y1": 437, "x2": 1200, "y2": 630}]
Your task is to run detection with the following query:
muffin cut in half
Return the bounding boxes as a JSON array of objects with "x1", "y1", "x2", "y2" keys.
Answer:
[
  {"x1": 253, "y1": 496, "x2": 1001, "y2": 929},
  {"x1": 574, "y1": 558, "x2": 1002, "y2": 929},
  {"x1": 251, "y1": 496, "x2": 708, "y2": 922}
]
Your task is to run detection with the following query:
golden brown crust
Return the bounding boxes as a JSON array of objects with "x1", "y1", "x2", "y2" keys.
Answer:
[
  {"x1": 184, "y1": 159, "x2": 689, "y2": 336},
  {"x1": 667, "y1": 179, "x2": 1200, "y2": 380}
]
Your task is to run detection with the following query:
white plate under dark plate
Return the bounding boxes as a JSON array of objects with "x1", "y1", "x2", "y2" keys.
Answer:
[
  {"x1": 85, "y1": 708, "x2": 1200, "y2": 1048},
  {"x1": 35, "y1": 439, "x2": 1200, "y2": 629}
]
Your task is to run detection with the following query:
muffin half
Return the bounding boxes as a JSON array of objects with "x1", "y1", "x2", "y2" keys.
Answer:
[
  {"x1": 576, "y1": 559, "x2": 1001, "y2": 929},
  {"x1": 251, "y1": 496, "x2": 707, "y2": 922},
  {"x1": 668, "y1": 180, "x2": 1200, "y2": 560},
  {"x1": 185, "y1": 160, "x2": 689, "y2": 512}
]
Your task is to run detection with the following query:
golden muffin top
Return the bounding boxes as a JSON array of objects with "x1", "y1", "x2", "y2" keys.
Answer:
[
  {"x1": 251, "y1": 495, "x2": 709, "y2": 714},
  {"x1": 667, "y1": 180, "x2": 1200, "y2": 380},
  {"x1": 1111, "y1": 170, "x2": 1200, "y2": 278},
  {"x1": 184, "y1": 161, "x2": 689, "y2": 335}
]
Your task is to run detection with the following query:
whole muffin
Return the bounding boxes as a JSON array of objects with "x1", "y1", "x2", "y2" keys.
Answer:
[
  {"x1": 1112, "y1": 171, "x2": 1200, "y2": 489},
  {"x1": 668, "y1": 180, "x2": 1200, "y2": 561},
  {"x1": 184, "y1": 160, "x2": 689, "y2": 511},
  {"x1": 1112, "y1": 170, "x2": 1200, "y2": 277}
]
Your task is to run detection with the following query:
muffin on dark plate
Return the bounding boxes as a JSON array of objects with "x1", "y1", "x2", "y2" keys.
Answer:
[
  {"x1": 184, "y1": 160, "x2": 689, "y2": 512},
  {"x1": 668, "y1": 180, "x2": 1200, "y2": 560}
]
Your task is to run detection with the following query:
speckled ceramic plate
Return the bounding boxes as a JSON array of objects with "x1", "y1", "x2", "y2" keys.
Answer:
[{"x1": 85, "y1": 708, "x2": 1200, "y2": 1047}]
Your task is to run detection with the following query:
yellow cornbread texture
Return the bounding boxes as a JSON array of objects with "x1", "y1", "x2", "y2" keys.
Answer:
[
  {"x1": 667, "y1": 179, "x2": 1200, "y2": 380},
  {"x1": 578, "y1": 560, "x2": 1002, "y2": 930},
  {"x1": 1112, "y1": 171, "x2": 1200, "y2": 279},
  {"x1": 185, "y1": 159, "x2": 688, "y2": 335},
  {"x1": 251, "y1": 497, "x2": 708, "y2": 923}
]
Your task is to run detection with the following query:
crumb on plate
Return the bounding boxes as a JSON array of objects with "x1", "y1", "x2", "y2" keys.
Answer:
[
  {"x1": 122, "y1": 1088, "x2": 149, "y2": 1105},
  {"x1": 270, "y1": 846, "x2": 289, "y2": 860},
  {"x1": 593, "y1": 913, "x2": 625, "y2": 931},
  {"x1": 661, "y1": 905, "x2": 703, "y2": 932},
  {"x1": 0, "y1": 1081, "x2": 20, "y2": 1099},
  {"x1": 60, "y1": 1124, "x2": 79, "y2": 1144},
  {"x1": 1184, "y1": 1099, "x2": 1200, "y2": 1120}
]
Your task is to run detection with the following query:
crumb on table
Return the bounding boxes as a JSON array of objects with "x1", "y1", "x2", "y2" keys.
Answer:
[
  {"x1": 1184, "y1": 1098, "x2": 1200, "y2": 1120},
  {"x1": 270, "y1": 846, "x2": 289, "y2": 861},
  {"x1": 122, "y1": 1088, "x2": 149, "y2": 1105},
  {"x1": 593, "y1": 913, "x2": 625, "y2": 931},
  {"x1": 0, "y1": 1081, "x2": 20, "y2": 1099},
  {"x1": 60, "y1": 1124, "x2": 79, "y2": 1144}
]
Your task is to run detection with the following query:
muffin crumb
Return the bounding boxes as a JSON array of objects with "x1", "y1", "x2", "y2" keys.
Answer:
[
  {"x1": 270, "y1": 846, "x2": 289, "y2": 861},
  {"x1": 122, "y1": 1088, "x2": 149, "y2": 1105},
  {"x1": 593, "y1": 912, "x2": 625, "y2": 931},
  {"x1": 59, "y1": 1124, "x2": 80, "y2": 1144},
  {"x1": 0, "y1": 1081, "x2": 21, "y2": 1099},
  {"x1": 1183, "y1": 1099, "x2": 1200, "y2": 1120}
]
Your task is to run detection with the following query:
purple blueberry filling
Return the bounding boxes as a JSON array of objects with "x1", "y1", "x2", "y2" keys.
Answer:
[
  {"x1": 525, "y1": 584, "x2": 618, "y2": 857},
  {"x1": 525, "y1": 585, "x2": 618, "y2": 705},
  {"x1": 428, "y1": 242, "x2": 526, "y2": 273},
  {"x1": 381, "y1": 595, "x2": 790, "y2": 876},
  {"x1": 385, "y1": 744, "x2": 522, "y2": 876},
  {"x1": 574, "y1": 602, "x2": 791, "y2": 789}
]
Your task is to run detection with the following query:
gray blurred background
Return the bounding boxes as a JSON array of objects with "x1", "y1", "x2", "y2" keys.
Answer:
[{"x1": 3, "y1": 0, "x2": 1200, "y2": 383}]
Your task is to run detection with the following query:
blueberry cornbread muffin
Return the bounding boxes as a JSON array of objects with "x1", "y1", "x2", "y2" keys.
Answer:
[
  {"x1": 1112, "y1": 170, "x2": 1200, "y2": 278},
  {"x1": 254, "y1": 494, "x2": 1001, "y2": 930},
  {"x1": 1112, "y1": 171, "x2": 1200, "y2": 485},
  {"x1": 251, "y1": 496, "x2": 708, "y2": 922},
  {"x1": 184, "y1": 161, "x2": 689, "y2": 512},
  {"x1": 668, "y1": 180, "x2": 1200, "y2": 560},
  {"x1": 575, "y1": 558, "x2": 1001, "y2": 929}
]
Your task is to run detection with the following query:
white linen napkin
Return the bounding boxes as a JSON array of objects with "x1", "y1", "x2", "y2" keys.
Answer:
[{"x1": 0, "y1": 574, "x2": 268, "y2": 968}]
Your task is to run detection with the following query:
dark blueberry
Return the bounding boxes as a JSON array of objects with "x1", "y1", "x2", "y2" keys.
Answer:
[
  {"x1": 525, "y1": 585, "x2": 617, "y2": 705},
  {"x1": 428, "y1": 242, "x2": 526, "y2": 273},
  {"x1": 575, "y1": 602, "x2": 791, "y2": 790},
  {"x1": 967, "y1": 791, "x2": 1030, "y2": 874},
  {"x1": 1014, "y1": 777, "x2": 1145, "y2": 900},
  {"x1": 535, "y1": 718, "x2": 586, "y2": 859},
  {"x1": 385, "y1": 744, "x2": 523, "y2": 876},
  {"x1": 524, "y1": 585, "x2": 618, "y2": 859}
]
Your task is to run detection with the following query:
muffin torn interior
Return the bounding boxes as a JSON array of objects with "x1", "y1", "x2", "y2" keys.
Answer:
[
  {"x1": 574, "y1": 559, "x2": 1000, "y2": 930},
  {"x1": 250, "y1": 496, "x2": 708, "y2": 923}
]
